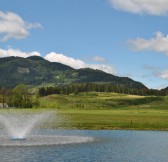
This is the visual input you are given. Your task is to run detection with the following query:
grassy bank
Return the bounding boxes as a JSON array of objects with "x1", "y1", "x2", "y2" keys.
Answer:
[
  {"x1": 56, "y1": 109, "x2": 168, "y2": 130},
  {"x1": 2, "y1": 92, "x2": 168, "y2": 130},
  {"x1": 36, "y1": 92, "x2": 168, "y2": 130}
]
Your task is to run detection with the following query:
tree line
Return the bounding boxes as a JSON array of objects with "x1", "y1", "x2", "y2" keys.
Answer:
[
  {"x1": 38, "y1": 83, "x2": 167, "y2": 96},
  {"x1": 0, "y1": 84, "x2": 39, "y2": 108},
  {"x1": 1, "y1": 83, "x2": 167, "y2": 109}
]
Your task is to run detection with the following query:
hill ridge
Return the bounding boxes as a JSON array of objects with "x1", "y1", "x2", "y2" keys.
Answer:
[{"x1": 0, "y1": 56, "x2": 147, "y2": 89}]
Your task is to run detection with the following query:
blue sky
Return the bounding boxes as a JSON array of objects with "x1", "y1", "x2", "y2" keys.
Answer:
[{"x1": 0, "y1": 0, "x2": 168, "y2": 89}]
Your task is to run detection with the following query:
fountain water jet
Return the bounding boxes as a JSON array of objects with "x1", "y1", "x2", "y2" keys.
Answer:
[
  {"x1": 0, "y1": 110, "x2": 94, "y2": 146},
  {"x1": 0, "y1": 110, "x2": 52, "y2": 140}
]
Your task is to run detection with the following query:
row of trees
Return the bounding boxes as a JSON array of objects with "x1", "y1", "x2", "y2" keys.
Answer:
[
  {"x1": 0, "y1": 84, "x2": 39, "y2": 108},
  {"x1": 38, "y1": 83, "x2": 168, "y2": 96},
  {"x1": 1, "y1": 83, "x2": 167, "y2": 108}
]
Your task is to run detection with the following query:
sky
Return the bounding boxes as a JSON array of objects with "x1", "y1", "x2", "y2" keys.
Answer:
[{"x1": 0, "y1": 0, "x2": 168, "y2": 89}]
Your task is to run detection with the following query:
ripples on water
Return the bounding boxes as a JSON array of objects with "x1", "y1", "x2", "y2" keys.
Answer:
[{"x1": 0, "y1": 130, "x2": 168, "y2": 162}]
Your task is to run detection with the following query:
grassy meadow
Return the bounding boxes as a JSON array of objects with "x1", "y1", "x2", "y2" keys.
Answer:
[{"x1": 34, "y1": 92, "x2": 168, "y2": 130}]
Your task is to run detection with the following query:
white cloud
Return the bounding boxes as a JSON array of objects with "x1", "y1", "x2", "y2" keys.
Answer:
[
  {"x1": 0, "y1": 11, "x2": 41, "y2": 41},
  {"x1": 108, "y1": 0, "x2": 168, "y2": 16},
  {"x1": 45, "y1": 52, "x2": 86, "y2": 69},
  {"x1": 91, "y1": 56, "x2": 106, "y2": 62},
  {"x1": 128, "y1": 32, "x2": 168, "y2": 55},
  {"x1": 45, "y1": 52, "x2": 116, "y2": 74},
  {"x1": 159, "y1": 70, "x2": 168, "y2": 80},
  {"x1": 142, "y1": 65, "x2": 168, "y2": 80},
  {"x1": 0, "y1": 48, "x2": 41, "y2": 58}
]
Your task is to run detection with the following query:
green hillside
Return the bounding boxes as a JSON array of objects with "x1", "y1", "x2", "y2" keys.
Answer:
[{"x1": 0, "y1": 56, "x2": 147, "y2": 89}]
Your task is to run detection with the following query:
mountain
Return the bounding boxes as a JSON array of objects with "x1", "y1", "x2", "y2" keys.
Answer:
[
  {"x1": 0, "y1": 56, "x2": 147, "y2": 89},
  {"x1": 162, "y1": 87, "x2": 168, "y2": 91}
]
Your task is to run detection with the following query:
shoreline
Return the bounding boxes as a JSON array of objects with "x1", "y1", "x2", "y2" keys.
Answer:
[{"x1": 47, "y1": 126, "x2": 168, "y2": 131}]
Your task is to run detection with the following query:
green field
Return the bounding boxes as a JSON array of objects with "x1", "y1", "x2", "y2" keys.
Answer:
[
  {"x1": 2, "y1": 92, "x2": 168, "y2": 130},
  {"x1": 33, "y1": 92, "x2": 168, "y2": 130}
]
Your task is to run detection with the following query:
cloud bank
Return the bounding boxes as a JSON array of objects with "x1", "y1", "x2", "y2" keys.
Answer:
[
  {"x1": 0, "y1": 48, "x2": 40, "y2": 58},
  {"x1": 0, "y1": 11, "x2": 41, "y2": 41},
  {"x1": 108, "y1": 0, "x2": 168, "y2": 15},
  {"x1": 128, "y1": 32, "x2": 168, "y2": 56},
  {"x1": 143, "y1": 65, "x2": 168, "y2": 81},
  {"x1": 159, "y1": 70, "x2": 168, "y2": 80},
  {"x1": 45, "y1": 52, "x2": 116, "y2": 74}
]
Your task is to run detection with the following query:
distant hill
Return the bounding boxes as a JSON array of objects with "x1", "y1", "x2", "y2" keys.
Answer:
[
  {"x1": 0, "y1": 56, "x2": 147, "y2": 89},
  {"x1": 162, "y1": 87, "x2": 168, "y2": 91}
]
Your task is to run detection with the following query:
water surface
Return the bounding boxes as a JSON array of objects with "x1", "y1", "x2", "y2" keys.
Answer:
[{"x1": 0, "y1": 130, "x2": 168, "y2": 162}]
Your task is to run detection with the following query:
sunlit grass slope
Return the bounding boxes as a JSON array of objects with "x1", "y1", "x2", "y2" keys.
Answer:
[{"x1": 37, "y1": 92, "x2": 168, "y2": 130}]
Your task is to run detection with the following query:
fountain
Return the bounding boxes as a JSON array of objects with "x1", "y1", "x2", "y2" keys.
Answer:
[
  {"x1": 0, "y1": 110, "x2": 93, "y2": 146},
  {"x1": 0, "y1": 111, "x2": 51, "y2": 140}
]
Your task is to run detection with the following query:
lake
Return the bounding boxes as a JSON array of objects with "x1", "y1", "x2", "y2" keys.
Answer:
[{"x1": 0, "y1": 130, "x2": 168, "y2": 162}]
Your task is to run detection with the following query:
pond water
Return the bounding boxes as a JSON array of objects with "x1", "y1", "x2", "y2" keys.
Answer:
[{"x1": 0, "y1": 130, "x2": 168, "y2": 162}]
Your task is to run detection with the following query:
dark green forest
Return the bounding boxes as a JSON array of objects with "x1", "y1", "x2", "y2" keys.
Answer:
[
  {"x1": 0, "y1": 56, "x2": 147, "y2": 89},
  {"x1": 38, "y1": 83, "x2": 168, "y2": 97},
  {"x1": 1, "y1": 56, "x2": 168, "y2": 99}
]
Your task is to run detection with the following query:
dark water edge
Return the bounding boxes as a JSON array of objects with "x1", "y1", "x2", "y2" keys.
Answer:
[{"x1": 1, "y1": 130, "x2": 168, "y2": 162}]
